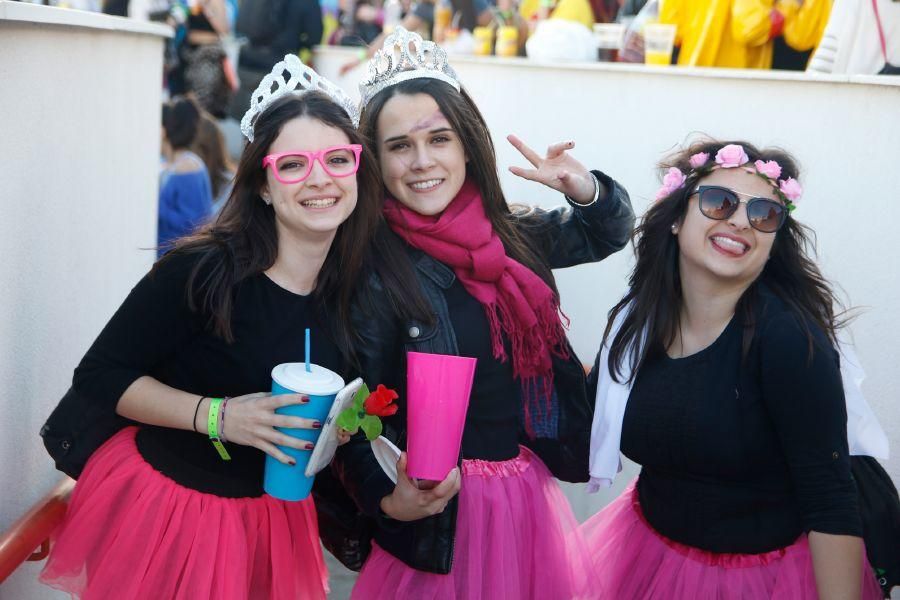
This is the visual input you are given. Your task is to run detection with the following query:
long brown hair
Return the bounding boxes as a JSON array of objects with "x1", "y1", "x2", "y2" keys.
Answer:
[
  {"x1": 606, "y1": 139, "x2": 844, "y2": 383},
  {"x1": 156, "y1": 92, "x2": 382, "y2": 360},
  {"x1": 360, "y1": 78, "x2": 557, "y2": 294},
  {"x1": 191, "y1": 111, "x2": 235, "y2": 200}
]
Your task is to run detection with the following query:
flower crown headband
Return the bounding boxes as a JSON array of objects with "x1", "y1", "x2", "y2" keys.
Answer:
[{"x1": 655, "y1": 144, "x2": 802, "y2": 212}]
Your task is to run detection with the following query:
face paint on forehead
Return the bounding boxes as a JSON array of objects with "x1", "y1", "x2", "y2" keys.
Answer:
[{"x1": 407, "y1": 109, "x2": 451, "y2": 135}]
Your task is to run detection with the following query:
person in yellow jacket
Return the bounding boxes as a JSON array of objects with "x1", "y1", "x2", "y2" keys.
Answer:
[
  {"x1": 520, "y1": 0, "x2": 595, "y2": 30},
  {"x1": 659, "y1": 0, "x2": 831, "y2": 68}
]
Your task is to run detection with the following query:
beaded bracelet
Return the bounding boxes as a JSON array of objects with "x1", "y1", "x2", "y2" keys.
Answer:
[
  {"x1": 207, "y1": 397, "x2": 231, "y2": 461},
  {"x1": 218, "y1": 397, "x2": 230, "y2": 443}
]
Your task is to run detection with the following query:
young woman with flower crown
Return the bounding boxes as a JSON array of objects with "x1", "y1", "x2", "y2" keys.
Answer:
[
  {"x1": 39, "y1": 57, "x2": 382, "y2": 599},
  {"x1": 581, "y1": 140, "x2": 884, "y2": 599},
  {"x1": 331, "y1": 27, "x2": 635, "y2": 599}
]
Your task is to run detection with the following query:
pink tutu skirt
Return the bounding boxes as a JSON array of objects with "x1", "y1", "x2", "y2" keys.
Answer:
[
  {"x1": 351, "y1": 446, "x2": 592, "y2": 600},
  {"x1": 40, "y1": 427, "x2": 328, "y2": 600},
  {"x1": 581, "y1": 482, "x2": 883, "y2": 600}
]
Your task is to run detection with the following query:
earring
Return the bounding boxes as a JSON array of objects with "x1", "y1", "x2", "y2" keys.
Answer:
[
  {"x1": 671, "y1": 223, "x2": 678, "y2": 234},
  {"x1": 262, "y1": 195, "x2": 272, "y2": 206}
]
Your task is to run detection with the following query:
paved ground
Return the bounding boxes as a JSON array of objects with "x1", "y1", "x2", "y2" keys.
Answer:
[{"x1": 325, "y1": 551, "x2": 358, "y2": 599}]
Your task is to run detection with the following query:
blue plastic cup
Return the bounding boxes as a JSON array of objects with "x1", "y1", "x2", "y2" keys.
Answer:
[{"x1": 263, "y1": 363, "x2": 345, "y2": 501}]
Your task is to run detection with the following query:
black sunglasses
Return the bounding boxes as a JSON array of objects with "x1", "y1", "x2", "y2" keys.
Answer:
[{"x1": 691, "y1": 185, "x2": 787, "y2": 233}]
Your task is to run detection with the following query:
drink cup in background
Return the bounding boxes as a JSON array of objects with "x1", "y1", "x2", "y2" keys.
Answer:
[
  {"x1": 433, "y1": 0, "x2": 453, "y2": 43},
  {"x1": 405, "y1": 352, "x2": 477, "y2": 484},
  {"x1": 473, "y1": 26, "x2": 495, "y2": 56},
  {"x1": 263, "y1": 363, "x2": 344, "y2": 501},
  {"x1": 495, "y1": 26, "x2": 519, "y2": 57},
  {"x1": 643, "y1": 23, "x2": 676, "y2": 65},
  {"x1": 593, "y1": 23, "x2": 625, "y2": 62}
]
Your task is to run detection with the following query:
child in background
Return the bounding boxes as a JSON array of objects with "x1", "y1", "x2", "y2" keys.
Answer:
[{"x1": 159, "y1": 96, "x2": 213, "y2": 257}]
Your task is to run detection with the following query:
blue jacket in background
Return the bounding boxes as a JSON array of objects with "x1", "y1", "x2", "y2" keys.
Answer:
[{"x1": 157, "y1": 161, "x2": 213, "y2": 258}]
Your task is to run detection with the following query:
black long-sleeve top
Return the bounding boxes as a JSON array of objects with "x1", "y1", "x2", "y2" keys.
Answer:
[
  {"x1": 621, "y1": 289, "x2": 862, "y2": 554},
  {"x1": 444, "y1": 279, "x2": 522, "y2": 461},
  {"x1": 72, "y1": 251, "x2": 344, "y2": 497}
]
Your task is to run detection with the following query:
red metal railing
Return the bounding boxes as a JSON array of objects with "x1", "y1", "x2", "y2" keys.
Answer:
[{"x1": 0, "y1": 477, "x2": 74, "y2": 584}]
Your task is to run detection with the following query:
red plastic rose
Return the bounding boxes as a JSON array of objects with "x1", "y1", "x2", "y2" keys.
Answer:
[{"x1": 363, "y1": 384, "x2": 399, "y2": 417}]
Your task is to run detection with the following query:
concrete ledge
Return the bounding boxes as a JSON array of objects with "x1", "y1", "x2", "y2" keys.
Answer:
[
  {"x1": 0, "y1": 0, "x2": 171, "y2": 37},
  {"x1": 1, "y1": 8, "x2": 165, "y2": 597},
  {"x1": 316, "y1": 44, "x2": 900, "y2": 88}
]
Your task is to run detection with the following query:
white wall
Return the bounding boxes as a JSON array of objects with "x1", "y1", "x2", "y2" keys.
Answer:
[
  {"x1": 317, "y1": 47, "x2": 900, "y2": 522},
  {"x1": 0, "y1": 30, "x2": 896, "y2": 596},
  {"x1": 0, "y1": 3, "x2": 169, "y2": 597}
]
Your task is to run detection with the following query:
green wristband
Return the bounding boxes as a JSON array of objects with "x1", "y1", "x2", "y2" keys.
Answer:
[{"x1": 207, "y1": 397, "x2": 231, "y2": 461}]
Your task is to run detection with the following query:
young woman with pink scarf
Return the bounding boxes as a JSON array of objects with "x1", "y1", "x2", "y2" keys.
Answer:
[{"x1": 331, "y1": 28, "x2": 635, "y2": 599}]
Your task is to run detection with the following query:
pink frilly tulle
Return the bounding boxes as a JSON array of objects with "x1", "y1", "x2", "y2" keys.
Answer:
[
  {"x1": 39, "y1": 426, "x2": 328, "y2": 600},
  {"x1": 580, "y1": 482, "x2": 883, "y2": 600},
  {"x1": 351, "y1": 446, "x2": 594, "y2": 600}
]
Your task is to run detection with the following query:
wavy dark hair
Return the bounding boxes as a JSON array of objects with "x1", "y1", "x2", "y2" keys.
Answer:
[
  {"x1": 191, "y1": 110, "x2": 234, "y2": 201},
  {"x1": 359, "y1": 78, "x2": 557, "y2": 295},
  {"x1": 605, "y1": 139, "x2": 844, "y2": 383},
  {"x1": 155, "y1": 92, "x2": 381, "y2": 360}
]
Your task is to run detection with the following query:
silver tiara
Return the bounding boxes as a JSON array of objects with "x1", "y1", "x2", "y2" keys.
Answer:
[
  {"x1": 359, "y1": 27, "x2": 461, "y2": 108},
  {"x1": 240, "y1": 54, "x2": 360, "y2": 141}
]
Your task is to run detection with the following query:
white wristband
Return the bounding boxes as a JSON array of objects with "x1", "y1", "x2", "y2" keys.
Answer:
[{"x1": 566, "y1": 172, "x2": 600, "y2": 207}]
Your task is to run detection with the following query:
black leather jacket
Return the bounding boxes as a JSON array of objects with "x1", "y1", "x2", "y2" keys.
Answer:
[{"x1": 332, "y1": 171, "x2": 634, "y2": 573}]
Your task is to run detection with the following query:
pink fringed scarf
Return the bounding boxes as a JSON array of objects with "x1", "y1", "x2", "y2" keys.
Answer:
[{"x1": 383, "y1": 179, "x2": 569, "y2": 432}]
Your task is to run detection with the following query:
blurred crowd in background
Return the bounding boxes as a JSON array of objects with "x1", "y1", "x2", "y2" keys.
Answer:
[
  {"x1": 19, "y1": 0, "x2": 900, "y2": 75},
  {"x1": 12, "y1": 0, "x2": 898, "y2": 256}
]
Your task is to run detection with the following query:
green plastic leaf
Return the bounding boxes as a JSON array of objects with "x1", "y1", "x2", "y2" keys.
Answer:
[
  {"x1": 359, "y1": 415, "x2": 383, "y2": 441},
  {"x1": 353, "y1": 383, "x2": 370, "y2": 411},
  {"x1": 335, "y1": 409, "x2": 361, "y2": 433},
  {"x1": 334, "y1": 383, "x2": 371, "y2": 434}
]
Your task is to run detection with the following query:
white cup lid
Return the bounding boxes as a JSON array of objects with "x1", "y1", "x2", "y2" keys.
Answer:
[{"x1": 272, "y1": 363, "x2": 345, "y2": 396}]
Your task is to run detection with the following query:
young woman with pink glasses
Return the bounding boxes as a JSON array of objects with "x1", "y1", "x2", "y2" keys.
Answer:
[{"x1": 39, "y1": 58, "x2": 379, "y2": 599}]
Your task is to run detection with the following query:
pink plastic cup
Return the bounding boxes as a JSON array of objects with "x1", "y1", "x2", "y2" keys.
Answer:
[{"x1": 405, "y1": 351, "x2": 477, "y2": 483}]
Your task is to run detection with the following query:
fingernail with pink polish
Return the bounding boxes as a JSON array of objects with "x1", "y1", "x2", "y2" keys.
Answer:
[
  {"x1": 305, "y1": 443, "x2": 314, "y2": 450},
  {"x1": 312, "y1": 421, "x2": 322, "y2": 429}
]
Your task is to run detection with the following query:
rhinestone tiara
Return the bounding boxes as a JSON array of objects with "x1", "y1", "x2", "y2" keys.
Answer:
[
  {"x1": 240, "y1": 54, "x2": 360, "y2": 141},
  {"x1": 359, "y1": 27, "x2": 461, "y2": 108}
]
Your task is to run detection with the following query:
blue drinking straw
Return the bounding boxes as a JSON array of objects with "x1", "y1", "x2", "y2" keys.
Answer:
[{"x1": 305, "y1": 328, "x2": 311, "y2": 373}]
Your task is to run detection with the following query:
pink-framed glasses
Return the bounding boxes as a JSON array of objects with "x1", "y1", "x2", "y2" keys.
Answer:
[{"x1": 262, "y1": 144, "x2": 363, "y2": 184}]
